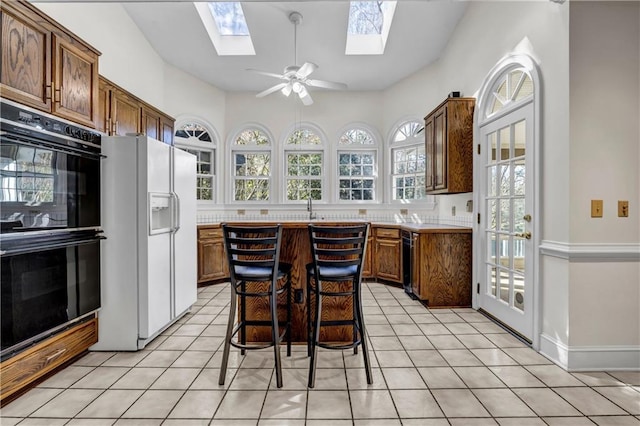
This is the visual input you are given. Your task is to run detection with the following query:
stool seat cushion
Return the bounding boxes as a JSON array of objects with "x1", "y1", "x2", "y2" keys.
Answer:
[
  {"x1": 307, "y1": 263, "x2": 358, "y2": 278},
  {"x1": 235, "y1": 265, "x2": 289, "y2": 279}
]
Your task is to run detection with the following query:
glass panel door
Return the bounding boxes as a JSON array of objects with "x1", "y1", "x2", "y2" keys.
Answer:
[{"x1": 479, "y1": 103, "x2": 534, "y2": 341}]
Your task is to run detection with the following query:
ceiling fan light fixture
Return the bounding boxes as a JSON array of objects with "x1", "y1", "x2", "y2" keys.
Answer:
[
  {"x1": 292, "y1": 81, "x2": 303, "y2": 94},
  {"x1": 281, "y1": 84, "x2": 293, "y2": 97}
]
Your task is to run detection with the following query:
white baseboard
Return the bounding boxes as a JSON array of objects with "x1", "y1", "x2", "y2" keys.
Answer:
[{"x1": 540, "y1": 333, "x2": 640, "y2": 371}]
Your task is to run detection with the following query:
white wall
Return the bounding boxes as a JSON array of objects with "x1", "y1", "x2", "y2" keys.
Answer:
[{"x1": 567, "y1": 2, "x2": 640, "y2": 355}]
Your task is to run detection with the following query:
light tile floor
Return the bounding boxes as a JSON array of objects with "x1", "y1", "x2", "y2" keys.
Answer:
[{"x1": 2, "y1": 282, "x2": 639, "y2": 425}]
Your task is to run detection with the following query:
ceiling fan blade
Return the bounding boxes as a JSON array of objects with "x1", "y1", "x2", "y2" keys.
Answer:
[
  {"x1": 246, "y1": 68, "x2": 286, "y2": 79},
  {"x1": 281, "y1": 83, "x2": 293, "y2": 97},
  {"x1": 298, "y1": 86, "x2": 314, "y2": 106},
  {"x1": 306, "y1": 79, "x2": 348, "y2": 91},
  {"x1": 296, "y1": 62, "x2": 317, "y2": 79},
  {"x1": 256, "y1": 82, "x2": 289, "y2": 98}
]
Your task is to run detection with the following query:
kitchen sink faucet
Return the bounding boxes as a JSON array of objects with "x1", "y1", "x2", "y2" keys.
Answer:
[{"x1": 307, "y1": 196, "x2": 316, "y2": 220}]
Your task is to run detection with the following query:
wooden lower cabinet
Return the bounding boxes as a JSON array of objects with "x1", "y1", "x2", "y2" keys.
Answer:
[
  {"x1": 197, "y1": 225, "x2": 229, "y2": 283},
  {"x1": 411, "y1": 231, "x2": 472, "y2": 307},
  {"x1": 0, "y1": 317, "x2": 98, "y2": 403},
  {"x1": 373, "y1": 227, "x2": 402, "y2": 283}
]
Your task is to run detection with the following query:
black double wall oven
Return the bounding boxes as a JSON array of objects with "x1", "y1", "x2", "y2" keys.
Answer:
[{"x1": 0, "y1": 99, "x2": 103, "y2": 361}]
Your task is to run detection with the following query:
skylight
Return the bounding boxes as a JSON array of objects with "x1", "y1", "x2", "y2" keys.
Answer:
[
  {"x1": 209, "y1": 2, "x2": 249, "y2": 36},
  {"x1": 346, "y1": 1, "x2": 397, "y2": 55},
  {"x1": 195, "y1": 2, "x2": 255, "y2": 56}
]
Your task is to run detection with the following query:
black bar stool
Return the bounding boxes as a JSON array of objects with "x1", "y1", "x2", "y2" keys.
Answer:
[
  {"x1": 218, "y1": 224, "x2": 292, "y2": 388},
  {"x1": 306, "y1": 223, "x2": 372, "y2": 388}
]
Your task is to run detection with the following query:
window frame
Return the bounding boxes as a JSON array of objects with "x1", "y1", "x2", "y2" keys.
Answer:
[
  {"x1": 228, "y1": 123, "x2": 275, "y2": 204},
  {"x1": 173, "y1": 118, "x2": 219, "y2": 205},
  {"x1": 281, "y1": 122, "x2": 327, "y2": 204},
  {"x1": 336, "y1": 124, "x2": 380, "y2": 203},
  {"x1": 388, "y1": 118, "x2": 433, "y2": 205}
]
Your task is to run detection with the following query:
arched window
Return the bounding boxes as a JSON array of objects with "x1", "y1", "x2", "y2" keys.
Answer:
[
  {"x1": 485, "y1": 67, "x2": 533, "y2": 118},
  {"x1": 174, "y1": 120, "x2": 217, "y2": 202},
  {"x1": 337, "y1": 126, "x2": 378, "y2": 201},
  {"x1": 390, "y1": 120, "x2": 426, "y2": 201},
  {"x1": 231, "y1": 126, "x2": 272, "y2": 202},
  {"x1": 284, "y1": 125, "x2": 325, "y2": 202}
]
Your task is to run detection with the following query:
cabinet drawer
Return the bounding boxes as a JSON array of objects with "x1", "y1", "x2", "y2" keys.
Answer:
[
  {"x1": 1, "y1": 318, "x2": 98, "y2": 402},
  {"x1": 375, "y1": 227, "x2": 400, "y2": 239},
  {"x1": 198, "y1": 227, "x2": 222, "y2": 239}
]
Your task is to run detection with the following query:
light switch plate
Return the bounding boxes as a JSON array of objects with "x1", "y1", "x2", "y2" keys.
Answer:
[
  {"x1": 618, "y1": 200, "x2": 629, "y2": 217},
  {"x1": 591, "y1": 200, "x2": 603, "y2": 218}
]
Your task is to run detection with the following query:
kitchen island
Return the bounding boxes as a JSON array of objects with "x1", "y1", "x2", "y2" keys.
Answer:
[{"x1": 198, "y1": 221, "x2": 472, "y2": 343}]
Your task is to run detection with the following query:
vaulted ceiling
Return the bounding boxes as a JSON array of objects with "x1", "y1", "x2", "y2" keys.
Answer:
[{"x1": 120, "y1": 1, "x2": 468, "y2": 93}]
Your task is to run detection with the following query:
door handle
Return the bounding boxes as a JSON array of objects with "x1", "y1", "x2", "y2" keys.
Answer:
[{"x1": 515, "y1": 231, "x2": 532, "y2": 240}]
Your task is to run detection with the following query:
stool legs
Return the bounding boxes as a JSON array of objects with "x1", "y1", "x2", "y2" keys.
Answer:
[
  {"x1": 271, "y1": 280, "x2": 283, "y2": 388},
  {"x1": 354, "y1": 282, "x2": 372, "y2": 384},
  {"x1": 218, "y1": 283, "x2": 237, "y2": 386},
  {"x1": 308, "y1": 278, "x2": 322, "y2": 388}
]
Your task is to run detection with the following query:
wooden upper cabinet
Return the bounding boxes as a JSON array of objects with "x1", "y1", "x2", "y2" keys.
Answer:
[
  {"x1": 99, "y1": 75, "x2": 174, "y2": 143},
  {"x1": 1, "y1": 3, "x2": 52, "y2": 111},
  {"x1": 0, "y1": 1, "x2": 99, "y2": 127},
  {"x1": 141, "y1": 104, "x2": 161, "y2": 140},
  {"x1": 160, "y1": 115, "x2": 174, "y2": 145},
  {"x1": 424, "y1": 97, "x2": 475, "y2": 194},
  {"x1": 96, "y1": 77, "x2": 111, "y2": 134},
  {"x1": 52, "y1": 34, "x2": 98, "y2": 128},
  {"x1": 111, "y1": 88, "x2": 140, "y2": 136}
]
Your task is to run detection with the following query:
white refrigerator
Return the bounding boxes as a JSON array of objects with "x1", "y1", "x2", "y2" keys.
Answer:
[{"x1": 92, "y1": 135, "x2": 197, "y2": 351}]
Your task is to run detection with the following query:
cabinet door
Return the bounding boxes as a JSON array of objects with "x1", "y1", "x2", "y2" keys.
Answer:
[
  {"x1": 141, "y1": 105, "x2": 160, "y2": 140},
  {"x1": 111, "y1": 89, "x2": 140, "y2": 136},
  {"x1": 374, "y1": 238, "x2": 402, "y2": 283},
  {"x1": 433, "y1": 106, "x2": 447, "y2": 190},
  {"x1": 198, "y1": 238, "x2": 228, "y2": 282},
  {"x1": 52, "y1": 34, "x2": 98, "y2": 128},
  {"x1": 362, "y1": 235, "x2": 374, "y2": 279},
  {"x1": 424, "y1": 117, "x2": 434, "y2": 192},
  {"x1": 0, "y1": 5, "x2": 52, "y2": 111},
  {"x1": 96, "y1": 78, "x2": 111, "y2": 134},
  {"x1": 160, "y1": 114, "x2": 174, "y2": 145}
]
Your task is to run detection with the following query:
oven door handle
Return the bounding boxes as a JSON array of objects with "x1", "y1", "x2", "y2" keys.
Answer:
[{"x1": 0, "y1": 235, "x2": 105, "y2": 257}]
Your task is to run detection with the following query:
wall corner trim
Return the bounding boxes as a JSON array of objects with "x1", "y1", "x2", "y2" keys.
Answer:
[{"x1": 539, "y1": 240, "x2": 640, "y2": 262}]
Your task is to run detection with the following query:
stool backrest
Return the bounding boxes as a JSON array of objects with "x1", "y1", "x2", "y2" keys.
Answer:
[
  {"x1": 308, "y1": 223, "x2": 369, "y2": 280},
  {"x1": 222, "y1": 224, "x2": 283, "y2": 281}
]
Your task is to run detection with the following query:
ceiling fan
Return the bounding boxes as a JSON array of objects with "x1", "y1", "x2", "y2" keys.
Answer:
[{"x1": 248, "y1": 11, "x2": 347, "y2": 106}]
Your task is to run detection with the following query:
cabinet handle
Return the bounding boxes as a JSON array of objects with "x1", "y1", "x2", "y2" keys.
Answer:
[
  {"x1": 45, "y1": 83, "x2": 52, "y2": 101},
  {"x1": 106, "y1": 118, "x2": 111, "y2": 134},
  {"x1": 45, "y1": 348, "x2": 67, "y2": 363},
  {"x1": 112, "y1": 121, "x2": 118, "y2": 135},
  {"x1": 52, "y1": 82, "x2": 61, "y2": 104}
]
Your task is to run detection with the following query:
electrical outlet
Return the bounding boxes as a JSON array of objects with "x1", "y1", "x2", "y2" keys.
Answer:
[
  {"x1": 618, "y1": 200, "x2": 629, "y2": 217},
  {"x1": 260, "y1": 209, "x2": 268, "y2": 215},
  {"x1": 400, "y1": 208, "x2": 408, "y2": 215},
  {"x1": 358, "y1": 209, "x2": 367, "y2": 215},
  {"x1": 591, "y1": 200, "x2": 603, "y2": 218},
  {"x1": 451, "y1": 206, "x2": 456, "y2": 216},
  {"x1": 294, "y1": 289, "x2": 304, "y2": 303},
  {"x1": 237, "y1": 209, "x2": 246, "y2": 215}
]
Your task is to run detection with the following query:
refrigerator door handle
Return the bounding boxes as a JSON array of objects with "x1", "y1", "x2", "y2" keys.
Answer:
[{"x1": 172, "y1": 192, "x2": 181, "y2": 233}]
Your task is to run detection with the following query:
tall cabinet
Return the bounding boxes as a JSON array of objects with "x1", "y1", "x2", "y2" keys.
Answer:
[{"x1": 424, "y1": 97, "x2": 475, "y2": 194}]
